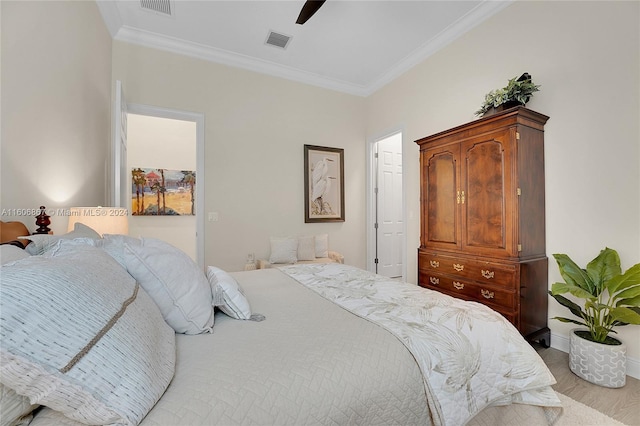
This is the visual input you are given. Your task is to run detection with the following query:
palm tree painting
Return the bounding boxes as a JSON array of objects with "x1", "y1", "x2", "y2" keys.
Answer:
[
  {"x1": 131, "y1": 167, "x2": 196, "y2": 215},
  {"x1": 304, "y1": 145, "x2": 345, "y2": 222}
]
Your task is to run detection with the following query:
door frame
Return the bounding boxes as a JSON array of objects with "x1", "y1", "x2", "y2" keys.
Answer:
[
  {"x1": 366, "y1": 127, "x2": 407, "y2": 280},
  {"x1": 125, "y1": 103, "x2": 206, "y2": 268}
]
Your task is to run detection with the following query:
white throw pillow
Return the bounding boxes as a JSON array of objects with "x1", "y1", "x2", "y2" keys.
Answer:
[
  {"x1": 269, "y1": 236, "x2": 298, "y2": 264},
  {"x1": 315, "y1": 233, "x2": 329, "y2": 258},
  {"x1": 20, "y1": 223, "x2": 101, "y2": 255},
  {"x1": 297, "y1": 236, "x2": 316, "y2": 261},
  {"x1": 124, "y1": 238, "x2": 215, "y2": 334},
  {"x1": 206, "y1": 266, "x2": 252, "y2": 320},
  {"x1": 0, "y1": 245, "x2": 175, "y2": 426},
  {"x1": 0, "y1": 245, "x2": 30, "y2": 265}
]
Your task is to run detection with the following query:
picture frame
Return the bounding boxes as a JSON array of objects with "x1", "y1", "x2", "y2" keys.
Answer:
[
  {"x1": 304, "y1": 145, "x2": 345, "y2": 223},
  {"x1": 131, "y1": 167, "x2": 196, "y2": 216}
]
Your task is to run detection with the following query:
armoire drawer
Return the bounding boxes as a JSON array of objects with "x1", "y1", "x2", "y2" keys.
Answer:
[
  {"x1": 418, "y1": 272, "x2": 517, "y2": 310},
  {"x1": 419, "y1": 252, "x2": 518, "y2": 288}
]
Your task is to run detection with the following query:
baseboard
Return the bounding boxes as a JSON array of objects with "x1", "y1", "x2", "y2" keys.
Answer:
[{"x1": 550, "y1": 332, "x2": 640, "y2": 380}]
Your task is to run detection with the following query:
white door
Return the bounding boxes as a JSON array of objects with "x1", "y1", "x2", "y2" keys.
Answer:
[
  {"x1": 113, "y1": 80, "x2": 128, "y2": 208},
  {"x1": 375, "y1": 133, "x2": 403, "y2": 278}
]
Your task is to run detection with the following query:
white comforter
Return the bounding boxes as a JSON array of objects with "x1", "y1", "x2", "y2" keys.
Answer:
[
  {"x1": 28, "y1": 264, "x2": 561, "y2": 426},
  {"x1": 280, "y1": 264, "x2": 562, "y2": 426}
]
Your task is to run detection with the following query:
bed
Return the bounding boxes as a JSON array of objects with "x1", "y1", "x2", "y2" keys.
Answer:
[{"x1": 0, "y1": 224, "x2": 563, "y2": 426}]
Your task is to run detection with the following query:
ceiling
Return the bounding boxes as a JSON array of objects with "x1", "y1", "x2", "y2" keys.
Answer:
[{"x1": 97, "y1": 1, "x2": 512, "y2": 97}]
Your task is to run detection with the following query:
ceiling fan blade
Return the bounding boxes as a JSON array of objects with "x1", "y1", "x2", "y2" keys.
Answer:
[{"x1": 296, "y1": 0, "x2": 326, "y2": 25}]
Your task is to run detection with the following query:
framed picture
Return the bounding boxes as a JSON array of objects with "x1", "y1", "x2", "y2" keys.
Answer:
[
  {"x1": 304, "y1": 145, "x2": 345, "y2": 222},
  {"x1": 131, "y1": 168, "x2": 196, "y2": 216}
]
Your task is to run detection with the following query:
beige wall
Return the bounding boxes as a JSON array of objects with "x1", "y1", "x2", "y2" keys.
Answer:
[
  {"x1": 0, "y1": 0, "x2": 112, "y2": 235},
  {"x1": 112, "y1": 42, "x2": 367, "y2": 272},
  {"x1": 366, "y1": 1, "x2": 640, "y2": 361}
]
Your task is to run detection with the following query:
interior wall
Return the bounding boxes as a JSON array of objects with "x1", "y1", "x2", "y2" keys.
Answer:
[
  {"x1": 366, "y1": 1, "x2": 640, "y2": 362},
  {"x1": 0, "y1": 0, "x2": 112, "y2": 235},
  {"x1": 127, "y1": 114, "x2": 197, "y2": 259},
  {"x1": 112, "y1": 42, "x2": 367, "y2": 272}
]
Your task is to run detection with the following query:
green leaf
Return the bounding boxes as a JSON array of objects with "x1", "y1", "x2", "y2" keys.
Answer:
[
  {"x1": 606, "y1": 263, "x2": 640, "y2": 295},
  {"x1": 553, "y1": 254, "x2": 595, "y2": 295},
  {"x1": 548, "y1": 291, "x2": 585, "y2": 319},
  {"x1": 551, "y1": 281, "x2": 594, "y2": 300},
  {"x1": 614, "y1": 285, "x2": 640, "y2": 304},
  {"x1": 609, "y1": 307, "x2": 640, "y2": 325},
  {"x1": 550, "y1": 316, "x2": 587, "y2": 327},
  {"x1": 586, "y1": 248, "x2": 621, "y2": 291}
]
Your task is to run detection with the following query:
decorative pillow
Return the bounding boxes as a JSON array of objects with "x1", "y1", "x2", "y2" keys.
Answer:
[
  {"x1": 269, "y1": 236, "x2": 298, "y2": 264},
  {"x1": 0, "y1": 245, "x2": 30, "y2": 265},
  {"x1": 101, "y1": 234, "x2": 142, "y2": 268},
  {"x1": 0, "y1": 245, "x2": 176, "y2": 426},
  {"x1": 206, "y1": 266, "x2": 252, "y2": 320},
  {"x1": 124, "y1": 237, "x2": 214, "y2": 334},
  {"x1": 315, "y1": 233, "x2": 329, "y2": 258},
  {"x1": 0, "y1": 383, "x2": 38, "y2": 426},
  {"x1": 297, "y1": 236, "x2": 316, "y2": 261},
  {"x1": 20, "y1": 222, "x2": 101, "y2": 255}
]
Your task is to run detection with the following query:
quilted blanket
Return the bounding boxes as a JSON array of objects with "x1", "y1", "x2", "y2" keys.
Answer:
[{"x1": 280, "y1": 263, "x2": 562, "y2": 426}]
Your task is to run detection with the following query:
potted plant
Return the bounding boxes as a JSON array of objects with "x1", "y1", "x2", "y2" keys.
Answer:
[
  {"x1": 549, "y1": 247, "x2": 640, "y2": 387},
  {"x1": 475, "y1": 73, "x2": 540, "y2": 117}
]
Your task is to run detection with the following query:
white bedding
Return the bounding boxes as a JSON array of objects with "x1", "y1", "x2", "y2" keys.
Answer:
[{"x1": 27, "y1": 265, "x2": 562, "y2": 426}]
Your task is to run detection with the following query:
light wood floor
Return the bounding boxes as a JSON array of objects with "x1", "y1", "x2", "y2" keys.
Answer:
[{"x1": 535, "y1": 344, "x2": 640, "y2": 425}]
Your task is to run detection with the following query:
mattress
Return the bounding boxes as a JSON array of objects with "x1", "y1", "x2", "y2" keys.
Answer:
[{"x1": 29, "y1": 266, "x2": 560, "y2": 426}]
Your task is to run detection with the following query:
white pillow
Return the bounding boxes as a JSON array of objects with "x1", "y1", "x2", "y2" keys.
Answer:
[
  {"x1": 269, "y1": 236, "x2": 298, "y2": 264},
  {"x1": 124, "y1": 237, "x2": 215, "y2": 334},
  {"x1": 0, "y1": 245, "x2": 175, "y2": 425},
  {"x1": 206, "y1": 266, "x2": 252, "y2": 320},
  {"x1": 0, "y1": 384, "x2": 37, "y2": 426},
  {"x1": 315, "y1": 233, "x2": 329, "y2": 258},
  {"x1": 20, "y1": 222, "x2": 101, "y2": 255},
  {"x1": 0, "y1": 245, "x2": 30, "y2": 265},
  {"x1": 297, "y1": 236, "x2": 316, "y2": 261}
]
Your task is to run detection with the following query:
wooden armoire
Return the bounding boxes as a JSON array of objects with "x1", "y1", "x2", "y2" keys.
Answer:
[{"x1": 416, "y1": 106, "x2": 550, "y2": 346}]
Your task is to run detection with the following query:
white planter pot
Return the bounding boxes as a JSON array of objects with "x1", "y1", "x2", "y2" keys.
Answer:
[{"x1": 569, "y1": 328, "x2": 626, "y2": 388}]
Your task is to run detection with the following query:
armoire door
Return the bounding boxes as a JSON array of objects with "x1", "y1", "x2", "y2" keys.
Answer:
[
  {"x1": 460, "y1": 129, "x2": 516, "y2": 257},
  {"x1": 420, "y1": 146, "x2": 461, "y2": 251}
]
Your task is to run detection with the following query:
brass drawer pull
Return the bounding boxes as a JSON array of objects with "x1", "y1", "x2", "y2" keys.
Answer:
[
  {"x1": 481, "y1": 269, "x2": 495, "y2": 279},
  {"x1": 481, "y1": 289, "x2": 495, "y2": 299},
  {"x1": 453, "y1": 263, "x2": 464, "y2": 272},
  {"x1": 430, "y1": 277, "x2": 440, "y2": 285},
  {"x1": 430, "y1": 260, "x2": 440, "y2": 268},
  {"x1": 453, "y1": 281, "x2": 464, "y2": 290}
]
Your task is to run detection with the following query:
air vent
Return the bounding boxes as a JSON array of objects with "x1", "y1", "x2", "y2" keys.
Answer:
[
  {"x1": 265, "y1": 31, "x2": 291, "y2": 49},
  {"x1": 140, "y1": 0, "x2": 172, "y2": 16}
]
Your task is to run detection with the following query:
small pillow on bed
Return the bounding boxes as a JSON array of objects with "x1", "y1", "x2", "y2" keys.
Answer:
[
  {"x1": 206, "y1": 266, "x2": 252, "y2": 320},
  {"x1": 124, "y1": 237, "x2": 215, "y2": 334},
  {"x1": 20, "y1": 222, "x2": 101, "y2": 255},
  {"x1": 297, "y1": 235, "x2": 316, "y2": 261},
  {"x1": 315, "y1": 233, "x2": 329, "y2": 258},
  {"x1": 0, "y1": 245, "x2": 176, "y2": 426},
  {"x1": 269, "y1": 236, "x2": 298, "y2": 264},
  {"x1": 0, "y1": 244, "x2": 30, "y2": 265}
]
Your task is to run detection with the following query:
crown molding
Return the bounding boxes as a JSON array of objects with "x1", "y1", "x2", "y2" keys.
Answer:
[
  {"x1": 98, "y1": 0, "x2": 513, "y2": 98},
  {"x1": 113, "y1": 26, "x2": 370, "y2": 97},
  {"x1": 365, "y1": 0, "x2": 515, "y2": 95}
]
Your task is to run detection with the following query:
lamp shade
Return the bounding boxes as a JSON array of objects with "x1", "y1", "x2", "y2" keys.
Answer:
[{"x1": 66, "y1": 207, "x2": 129, "y2": 236}]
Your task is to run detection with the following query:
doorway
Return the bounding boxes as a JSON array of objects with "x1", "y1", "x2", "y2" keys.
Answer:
[
  {"x1": 367, "y1": 130, "x2": 405, "y2": 279},
  {"x1": 124, "y1": 104, "x2": 205, "y2": 267}
]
